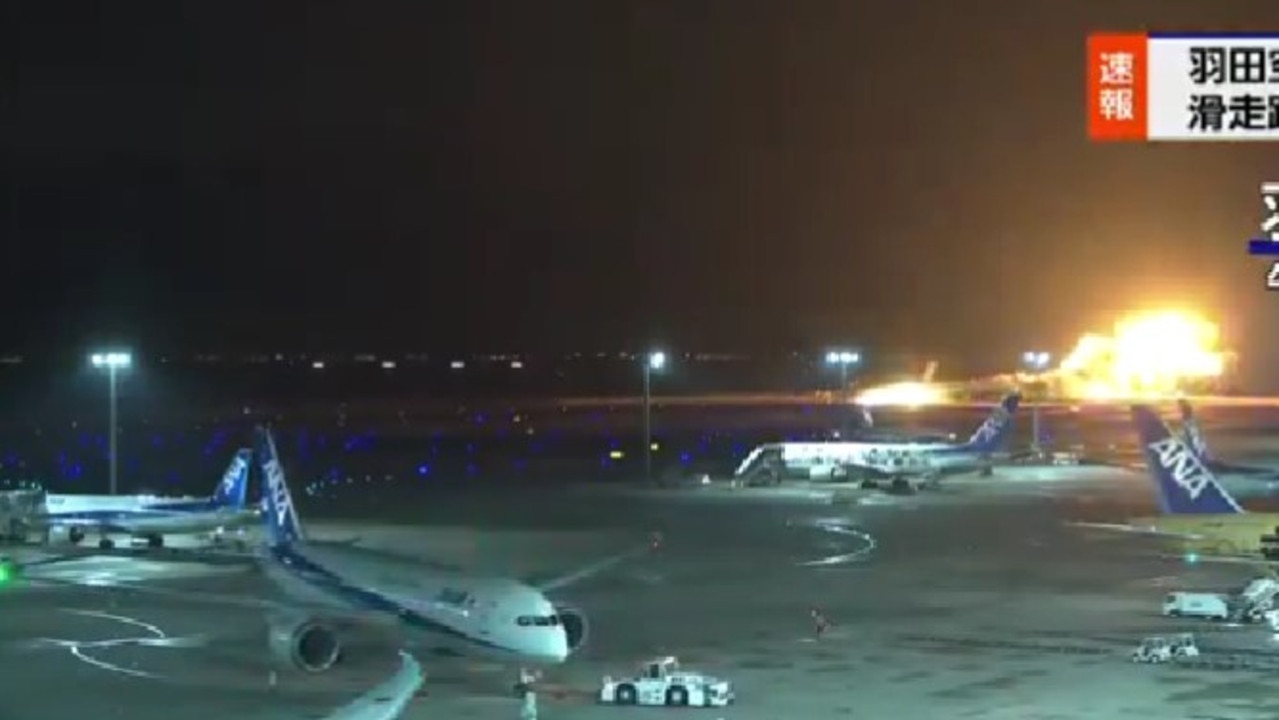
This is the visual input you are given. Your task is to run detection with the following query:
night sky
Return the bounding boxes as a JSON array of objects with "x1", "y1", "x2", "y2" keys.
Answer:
[{"x1": 7, "y1": 1, "x2": 1279, "y2": 369}]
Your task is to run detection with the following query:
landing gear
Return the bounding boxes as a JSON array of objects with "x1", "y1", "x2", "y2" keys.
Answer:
[
  {"x1": 68, "y1": 526, "x2": 85, "y2": 545},
  {"x1": 888, "y1": 478, "x2": 917, "y2": 495},
  {"x1": 145, "y1": 534, "x2": 164, "y2": 549},
  {"x1": 98, "y1": 537, "x2": 115, "y2": 550}
]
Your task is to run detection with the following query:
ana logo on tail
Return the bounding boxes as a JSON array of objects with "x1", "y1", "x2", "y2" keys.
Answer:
[
  {"x1": 1185, "y1": 423, "x2": 1208, "y2": 458},
  {"x1": 221, "y1": 455, "x2": 248, "y2": 496},
  {"x1": 1147, "y1": 436, "x2": 1213, "y2": 500},
  {"x1": 972, "y1": 408, "x2": 1011, "y2": 445},
  {"x1": 263, "y1": 457, "x2": 293, "y2": 530}
]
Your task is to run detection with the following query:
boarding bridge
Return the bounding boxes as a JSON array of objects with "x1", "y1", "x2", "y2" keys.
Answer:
[{"x1": 733, "y1": 444, "x2": 785, "y2": 486}]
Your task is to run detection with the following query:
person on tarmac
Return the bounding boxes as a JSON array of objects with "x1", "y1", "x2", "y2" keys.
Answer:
[{"x1": 811, "y1": 607, "x2": 831, "y2": 639}]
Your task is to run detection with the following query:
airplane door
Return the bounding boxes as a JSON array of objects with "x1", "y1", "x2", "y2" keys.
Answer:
[{"x1": 474, "y1": 598, "x2": 494, "y2": 637}]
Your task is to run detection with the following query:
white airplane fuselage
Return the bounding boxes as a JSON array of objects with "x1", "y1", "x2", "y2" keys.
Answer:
[
  {"x1": 261, "y1": 541, "x2": 570, "y2": 664},
  {"x1": 39, "y1": 494, "x2": 259, "y2": 537},
  {"x1": 740, "y1": 441, "x2": 988, "y2": 481}
]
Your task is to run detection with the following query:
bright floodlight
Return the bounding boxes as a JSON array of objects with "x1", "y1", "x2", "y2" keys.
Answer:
[
  {"x1": 648, "y1": 351, "x2": 666, "y2": 370},
  {"x1": 1022, "y1": 351, "x2": 1051, "y2": 370},
  {"x1": 825, "y1": 350, "x2": 859, "y2": 366},
  {"x1": 90, "y1": 351, "x2": 132, "y2": 369}
]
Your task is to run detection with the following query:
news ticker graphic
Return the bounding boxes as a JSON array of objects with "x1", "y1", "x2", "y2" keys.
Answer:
[
  {"x1": 1250, "y1": 182, "x2": 1279, "y2": 290},
  {"x1": 1087, "y1": 32, "x2": 1279, "y2": 142}
]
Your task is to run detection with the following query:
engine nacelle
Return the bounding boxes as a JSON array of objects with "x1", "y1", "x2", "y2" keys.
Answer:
[
  {"x1": 554, "y1": 605, "x2": 589, "y2": 652},
  {"x1": 268, "y1": 615, "x2": 342, "y2": 673}
]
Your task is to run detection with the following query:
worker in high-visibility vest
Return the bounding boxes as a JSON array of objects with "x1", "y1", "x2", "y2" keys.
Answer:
[{"x1": 517, "y1": 667, "x2": 539, "y2": 720}]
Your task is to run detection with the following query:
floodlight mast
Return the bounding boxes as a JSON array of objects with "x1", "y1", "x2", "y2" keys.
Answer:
[
  {"x1": 90, "y1": 351, "x2": 132, "y2": 495},
  {"x1": 824, "y1": 350, "x2": 861, "y2": 437},
  {"x1": 1020, "y1": 351, "x2": 1051, "y2": 456},
  {"x1": 642, "y1": 351, "x2": 666, "y2": 483}
]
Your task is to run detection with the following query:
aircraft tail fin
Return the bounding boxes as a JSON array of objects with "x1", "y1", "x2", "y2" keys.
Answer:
[
  {"x1": 921, "y1": 360, "x2": 938, "y2": 383},
  {"x1": 211, "y1": 449, "x2": 252, "y2": 508},
  {"x1": 1131, "y1": 405, "x2": 1242, "y2": 515},
  {"x1": 255, "y1": 426, "x2": 305, "y2": 547},
  {"x1": 961, "y1": 392, "x2": 1021, "y2": 452},
  {"x1": 1177, "y1": 398, "x2": 1213, "y2": 462}
]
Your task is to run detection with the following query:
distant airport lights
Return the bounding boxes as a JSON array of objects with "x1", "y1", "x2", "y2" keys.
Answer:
[
  {"x1": 642, "y1": 350, "x2": 668, "y2": 482},
  {"x1": 89, "y1": 350, "x2": 132, "y2": 495}
]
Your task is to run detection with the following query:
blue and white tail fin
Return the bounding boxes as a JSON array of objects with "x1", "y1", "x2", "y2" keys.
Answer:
[
  {"x1": 1131, "y1": 405, "x2": 1243, "y2": 515},
  {"x1": 211, "y1": 449, "x2": 252, "y2": 508},
  {"x1": 1177, "y1": 398, "x2": 1212, "y2": 462},
  {"x1": 960, "y1": 392, "x2": 1021, "y2": 453},
  {"x1": 256, "y1": 426, "x2": 305, "y2": 547}
]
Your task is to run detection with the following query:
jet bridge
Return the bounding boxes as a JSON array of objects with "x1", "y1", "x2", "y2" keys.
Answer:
[{"x1": 733, "y1": 444, "x2": 786, "y2": 485}]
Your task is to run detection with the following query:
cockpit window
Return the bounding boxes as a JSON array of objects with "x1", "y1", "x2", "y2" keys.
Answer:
[{"x1": 516, "y1": 615, "x2": 560, "y2": 626}]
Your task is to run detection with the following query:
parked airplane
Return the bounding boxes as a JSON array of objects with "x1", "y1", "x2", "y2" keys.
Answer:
[
  {"x1": 247, "y1": 425, "x2": 617, "y2": 670},
  {"x1": 734, "y1": 392, "x2": 1021, "y2": 490},
  {"x1": 32, "y1": 449, "x2": 255, "y2": 550},
  {"x1": 1068, "y1": 405, "x2": 1279, "y2": 560},
  {"x1": 1178, "y1": 398, "x2": 1279, "y2": 480}
]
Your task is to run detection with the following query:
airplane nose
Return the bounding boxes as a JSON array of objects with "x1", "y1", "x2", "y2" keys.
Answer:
[{"x1": 551, "y1": 627, "x2": 570, "y2": 662}]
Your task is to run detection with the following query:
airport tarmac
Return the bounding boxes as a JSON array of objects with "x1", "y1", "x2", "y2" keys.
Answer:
[
  {"x1": 9, "y1": 464, "x2": 1279, "y2": 719},
  {"x1": 0, "y1": 562, "x2": 412, "y2": 719}
]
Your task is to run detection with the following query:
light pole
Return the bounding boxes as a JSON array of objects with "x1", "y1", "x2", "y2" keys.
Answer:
[
  {"x1": 90, "y1": 351, "x2": 132, "y2": 495},
  {"x1": 642, "y1": 351, "x2": 666, "y2": 483},
  {"x1": 824, "y1": 350, "x2": 861, "y2": 437},
  {"x1": 1021, "y1": 351, "x2": 1051, "y2": 456}
]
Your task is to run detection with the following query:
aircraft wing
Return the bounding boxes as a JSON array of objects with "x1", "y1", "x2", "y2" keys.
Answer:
[
  {"x1": 320, "y1": 651, "x2": 425, "y2": 720},
  {"x1": 11, "y1": 561, "x2": 403, "y2": 631},
  {"x1": 1064, "y1": 521, "x2": 1207, "y2": 540},
  {"x1": 527, "y1": 535, "x2": 660, "y2": 594}
]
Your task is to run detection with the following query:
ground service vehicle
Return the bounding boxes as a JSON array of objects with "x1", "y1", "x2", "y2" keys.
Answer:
[
  {"x1": 598, "y1": 656, "x2": 734, "y2": 708},
  {"x1": 1132, "y1": 634, "x2": 1200, "y2": 663},
  {"x1": 1162, "y1": 591, "x2": 1229, "y2": 620}
]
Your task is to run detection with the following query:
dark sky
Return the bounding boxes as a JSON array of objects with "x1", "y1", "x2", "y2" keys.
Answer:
[{"x1": 7, "y1": 1, "x2": 1279, "y2": 369}]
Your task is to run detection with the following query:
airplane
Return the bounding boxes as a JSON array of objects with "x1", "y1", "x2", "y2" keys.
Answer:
[
  {"x1": 830, "y1": 361, "x2": 957, "y2": 443},
  {"x1": 734, "y1": 392, "x2": 1021, "y2": 490},
  {"x1": 1177, "y1": 398, "x2": 1279, "y2": 480},
  {"x1": 1067, "y1": 405, "x2": 1279, "y2": 561},
  {"x1": 30, "y1": 449, "x2": 256, "y2": 551},
  {"x1": 245, "y1": 425, "x2": 610, "y2": 671}
]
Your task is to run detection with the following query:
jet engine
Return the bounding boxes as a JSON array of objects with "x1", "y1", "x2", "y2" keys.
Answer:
[
  {"x1": 268, "y1": 615, "x2": 342, "y2": 673},
  {"x1": 554, "y1": 605, "x2": 589, "y2": 652}
]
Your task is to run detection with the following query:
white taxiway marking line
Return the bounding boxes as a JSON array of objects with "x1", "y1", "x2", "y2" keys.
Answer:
[
  {"x1": 797, "y1": 519, "x2": 877, "y2": 567},
  {"x1": 24, "y1": 608, "x2": 206, "y2": 680}
]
